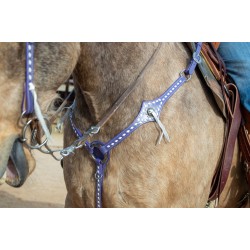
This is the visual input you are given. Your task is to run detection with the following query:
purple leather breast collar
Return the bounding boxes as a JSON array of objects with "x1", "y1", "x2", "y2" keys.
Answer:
[{"x1": 69, "y1": 43, "x2": 202, "y2": 208}]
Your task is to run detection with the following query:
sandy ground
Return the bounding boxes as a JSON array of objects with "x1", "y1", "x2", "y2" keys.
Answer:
[{"x1": 0, "y1": 131, "x2": 67, "y2": 208}]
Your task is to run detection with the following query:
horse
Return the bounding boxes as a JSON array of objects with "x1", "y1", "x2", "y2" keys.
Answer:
[
  {"x1": 0, "y1": 42, "x2": 80, "y2": 187},
  {"x1": 63, "y1": 42, "x2": 249, "y2": 207}
]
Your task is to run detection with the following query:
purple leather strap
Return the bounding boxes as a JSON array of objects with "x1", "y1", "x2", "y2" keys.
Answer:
[
  {"x1": 100, "y1": 74, "x2": 187, "y2": 155},
  {"x1": 185, "y1": 42, "x2": 202, "y2": 76},
  {"x1": 70, "y1": 42, "x2": 202, "y2": 207},
  {"x1": 22, "y1": 42, "x2": 35, "y2": 116},
  {"x1": 69, "y1": 108, "x2": 83, "y2": 138},
  {"x1": 84, "y1": 141, "x2": 110, "y2": 208}
]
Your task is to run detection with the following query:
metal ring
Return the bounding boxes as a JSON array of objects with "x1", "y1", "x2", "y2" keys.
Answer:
[
  {"x1": 18, "y1": 111, "x2": 29, "y2": 126},
  {"x1": 89, "y1": 141, "x2": 110, "y2": 165},
  {"x1": 18, "y1": 114, "x2": 76, "y2": 161},
  {"x1": 20, "y1": 117, "x2": 51, "y2": 150}
]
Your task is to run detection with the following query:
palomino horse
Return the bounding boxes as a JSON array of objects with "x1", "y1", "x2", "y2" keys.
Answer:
[
  {"x1": 0, "y1": 43, "x2": 80, "y2": 187},
  {"x1": 63, "y1": 43, "x2": 249, "y2": 207}
]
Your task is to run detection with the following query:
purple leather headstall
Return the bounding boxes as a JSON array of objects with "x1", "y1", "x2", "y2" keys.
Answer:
[
  {"x1": 69, "y1": 43, "x2": 202, "y2": 208},
  {"x1": 22, "y1": 42, "x2": 35, "y2": 116}
]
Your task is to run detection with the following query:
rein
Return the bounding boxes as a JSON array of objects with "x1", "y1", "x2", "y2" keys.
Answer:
[
  {"x1": 91, "y1": 43, "x2": 163, "y2": 130},
  {"x1": 68, "y1": 42, "x2": 202, "y2": 208}
]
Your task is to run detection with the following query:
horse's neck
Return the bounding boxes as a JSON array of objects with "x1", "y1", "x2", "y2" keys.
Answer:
[{"x1": 74, "y1": 43, "x2": 190, "y2": 133}]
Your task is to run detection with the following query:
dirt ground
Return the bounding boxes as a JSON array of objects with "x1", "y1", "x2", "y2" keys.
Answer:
[{"x1": 0, "y1": 131, "x2": 67, "y2": 208}]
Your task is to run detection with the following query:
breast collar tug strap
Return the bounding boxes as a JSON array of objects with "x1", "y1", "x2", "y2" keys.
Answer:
[{"x1": 69, "y1": 42, "x2": 202, "y2": 208}]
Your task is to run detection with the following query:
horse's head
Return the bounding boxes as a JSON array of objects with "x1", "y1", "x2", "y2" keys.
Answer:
[{"x1": 0, "y1": 42, "x2": 80, "y2": 187}]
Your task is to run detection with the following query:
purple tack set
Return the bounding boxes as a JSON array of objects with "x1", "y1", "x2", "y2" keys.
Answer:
[{"x1": 22, "y1": 42, "x2": 202, "y2": 208}]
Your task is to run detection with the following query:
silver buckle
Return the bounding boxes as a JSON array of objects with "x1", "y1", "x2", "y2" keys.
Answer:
[
  {"x1": 179, "y1": 70, "x2": 191, "y2": 82},
  {"x1": 193, "y1": 52, "x2": 201, "y2": 64}
]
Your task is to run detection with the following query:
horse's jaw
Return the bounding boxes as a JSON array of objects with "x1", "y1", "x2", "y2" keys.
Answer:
[{"x1": 0, "y1": 136, "x2": 35, "y2": 187}]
